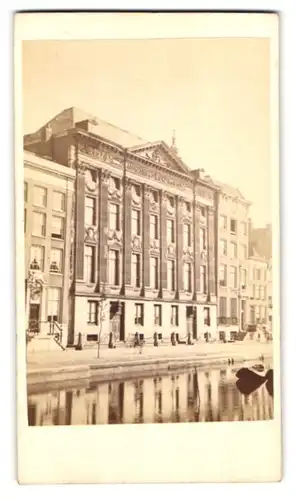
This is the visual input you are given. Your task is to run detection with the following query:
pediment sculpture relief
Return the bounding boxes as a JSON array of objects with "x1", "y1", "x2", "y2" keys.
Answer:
[{"x1": 142, "y1": 148, "x2": 167, "y2": 167}]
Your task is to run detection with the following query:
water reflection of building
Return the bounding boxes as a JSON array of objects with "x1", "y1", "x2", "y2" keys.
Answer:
[{"x1": 28, "y1": 367, "x2": 273, "y2": 426}]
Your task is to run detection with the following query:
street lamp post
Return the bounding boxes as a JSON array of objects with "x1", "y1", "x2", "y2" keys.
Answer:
[
  {"x1": 238, "y1": 265, "x2": 242, "y2": 332},
  {"x1": 238, "y1": 265, "x2": 247, "y2": 332}
]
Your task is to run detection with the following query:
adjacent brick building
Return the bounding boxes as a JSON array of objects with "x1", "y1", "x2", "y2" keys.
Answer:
[{"x1": 24, "y1": 150, "x2": 75, "y2": 342}]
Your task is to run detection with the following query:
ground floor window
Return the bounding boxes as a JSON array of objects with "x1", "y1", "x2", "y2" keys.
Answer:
[
  {"x1": 48, "y1": 287, "x2": 61, "y2": 321},
  {"x1": 204, "y1": 307, "x2": 211, "y2": 326},
  {"x1": 135, "y1": 303, "x2": 144, "y2": 326},
  {"x1": 88, "y1": 301, "x2": 98, "y2": 324},
  {"x1": 219, "y1": 297, "x2": 227, "y2": 318},
  {"x1": 154, "y1": 305, "x2": 162, "y2": 326},
  {"x1": 171, "y1": 305, "x2": 179, "y2": 326}
]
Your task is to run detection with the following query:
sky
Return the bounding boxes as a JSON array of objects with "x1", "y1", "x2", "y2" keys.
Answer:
[{"x1": 22, "y1": 38, "x2": 271, "y2": 227}]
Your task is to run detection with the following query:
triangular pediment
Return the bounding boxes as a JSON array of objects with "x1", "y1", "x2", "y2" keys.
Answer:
[{"x1": 129, "y1": 141, "x2": 190, "y2": 175}]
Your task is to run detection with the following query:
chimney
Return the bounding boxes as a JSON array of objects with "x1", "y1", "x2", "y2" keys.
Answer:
[{"x1": 42, "y1": 124, "x2": 52, "y2": 142}]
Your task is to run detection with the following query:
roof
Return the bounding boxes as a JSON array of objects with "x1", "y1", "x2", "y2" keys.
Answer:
[
  {"x1": 25, "y1": 107, "x2": 148, "y2": 149},
  {"x1": 24, "y1": 150, "x2": 76, "y2": 179},
  {"x1": 212, "y1": 179, "x2": 246, "y2": 200}
]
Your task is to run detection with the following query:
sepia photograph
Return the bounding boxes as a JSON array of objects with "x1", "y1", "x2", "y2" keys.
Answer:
[{"x1": 16, "y1": 12, "x2": 281, "y2": 483}]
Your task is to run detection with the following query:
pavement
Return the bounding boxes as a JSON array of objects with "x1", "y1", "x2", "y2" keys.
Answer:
[{"x1": 27, "y1": 341, "x2": 273, "y2": 372}]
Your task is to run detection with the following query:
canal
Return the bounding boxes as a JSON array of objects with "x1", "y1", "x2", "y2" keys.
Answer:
[{"x1": 27, "y1": 362, "x2": 273, "y2": 425}]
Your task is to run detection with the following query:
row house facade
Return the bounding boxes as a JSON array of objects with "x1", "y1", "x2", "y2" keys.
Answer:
[
  {"x1": 248, "y1": 221, "x2": 273, "y2": 333},
  {"x1": 24, "y1": 107, "x2": 220, "y2": 345},
  {"x1": 24, "y1": 151, "x2": 75, "y2": 337},
  {"x1": 247, "y1": 251, "x2": 272, "y2": 334},
  {"x1": 211, "y1": 180, "x2": 251, "y2": 341}
]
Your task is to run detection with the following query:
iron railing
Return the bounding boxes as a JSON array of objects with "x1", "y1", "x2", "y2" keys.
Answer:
[{"x1": 217, "y1": 316, "x2": 238, "y2": 325}]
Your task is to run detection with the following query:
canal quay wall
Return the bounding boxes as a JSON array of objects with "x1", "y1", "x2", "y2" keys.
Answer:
[{"x1": 27, "y1": 342, "x2": 273, "y2": 393}]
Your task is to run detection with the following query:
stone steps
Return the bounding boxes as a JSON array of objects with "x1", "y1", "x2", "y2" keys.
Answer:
[{"x1": 27, "y1": 336, "x2": 65, "y2": 353}]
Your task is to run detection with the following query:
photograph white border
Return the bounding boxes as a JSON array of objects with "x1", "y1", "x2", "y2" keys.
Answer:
[{"x1": 13, "y1": 10, "x2": 281, "y2": 485}]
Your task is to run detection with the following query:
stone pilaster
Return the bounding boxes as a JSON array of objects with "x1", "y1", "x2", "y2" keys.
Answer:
[
  {"x1": 75, "y1": 163, "x2": 85, "y2": 280},
  {"x1": 142, "y1": 184, "x2": 150, "y2": 292},
  {"x1": 193, "y1": 202, "x2": 201, "y2": 297},
  {"x1": 98, "y1": 169, "x2": 109, "y2": 286},
  {"x1": 62, "y1": 185, "x2": 73, "y2": 324},
  {"x1": 159, "y1": 190, "x2": 167, "y2": 294},
  {"x1": 176, "y1": 196, "x2": 184, "y2": 297},
  {"x1": 207, "y1": 207, "x2": 216, "y2": 295},
  {"x1": 123, "y1": 180, "x2": 132, "y2": 288}
]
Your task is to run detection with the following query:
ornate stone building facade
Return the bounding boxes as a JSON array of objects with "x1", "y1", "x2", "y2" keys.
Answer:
[
  {"x1": 24, "y1": 150, "x2": 75, "y2": 342},
  {"x1": 24, "y1": 107, "x2": 219, "y2": 345}
]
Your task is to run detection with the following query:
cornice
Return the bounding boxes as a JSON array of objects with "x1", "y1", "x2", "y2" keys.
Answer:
[
  {"x1": 74, "y1": 128, "x2": 219, "y2": 196},
  {"x1": 24, "y1": 159, "x2": 76, "y2": 181}
]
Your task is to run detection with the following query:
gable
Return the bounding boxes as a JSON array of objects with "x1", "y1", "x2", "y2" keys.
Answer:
[{"x1": 130, "y1": 142, "x2": 190, "y2": 175}]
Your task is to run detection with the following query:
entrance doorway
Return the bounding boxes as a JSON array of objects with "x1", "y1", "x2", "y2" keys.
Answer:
[
  {"x1": 186, "y1": 306, "x2": 197, "y2": 339},
  {"x1": 29, "y1": 304, "x2": 40, "y2": 332},
  {"x1": 110, "y1": 301, "x2": 125, "y2": 342}
]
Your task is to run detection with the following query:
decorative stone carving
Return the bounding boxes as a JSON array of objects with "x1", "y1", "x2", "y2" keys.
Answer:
[
  {"x1": 131, "y1": 185, "x2": 141, "y2": 206},
  {"x1": 182, "y1": 200, "x2": 192, "y2": 217},
  {"x1": 137, "y1": 145, "x2": 186, "y2": 175},
  {"x1": 144, "y1": 185, "x2": 151, "y2": 200},
  {"x1": 167, "y1": 196, "x2": 175, "y2": 215},
  {"x1": 150, "y1": 239, "x2": 160, "y2": 252},
  {"x1": 77, "y1": 162, "x2": 86, "y2": 175},
  {"x1": 147, "y1": 190, "x2": 159, "y2": 213},
  {"x1": 107, "y1": 229, "x2": 122, "y2": 244},
  {"x1": 78, "y1": 142, "x2": 123, "y2": 168},
  {"x1": 101, "y1": 169, "x2": 110, "y2": 185},
  {"x1": 85, "y1": 169, "x2": 97, "y2": 192},
  {"x1": 108, "y1": 177, "x2": 122, "y2": 199},
  {"x1": 138, "y1": 147, "x2": 169, "y2": 167},
  {"x1": 167, "y1": 243, "x2": 176, "y2": 258},
  {"x1": 108, "y1": 185, "x2": 122, "y2": 201},
  {"x1": 127, "y1": 161, "x2": 192, "y2": 191},
  {"x1": 131, "y1": 235, "x2": 142, "y2": 252},
  {"x1": 85, "y1": 226, "x2": 98, "y2": 243},
  {"x1": 201, "y1": 249, "x2": 208, "y2": 261},
  {"x1": 150, "y1": 201, "x2": 158, "y2": 214},
  {"x1": 183, "y1": 247, "x2": 194, "y2": 261},
  {"x1": 125, "y1": 178, "x2": 133, "y2": 192}
]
